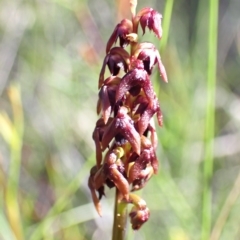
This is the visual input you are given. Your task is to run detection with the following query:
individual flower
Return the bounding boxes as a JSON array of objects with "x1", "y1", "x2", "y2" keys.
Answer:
[
  {"x1": 92, "y1": 118, "x2": 113, "y2": 168},
  {"x1": 131, "y1": 164, "x2": 154, "y2": 191},
  {"x1": 102, "y1": 147, "x2": 130, "y2": 200},
  {"x1": 116, "y1": 67, "x2": 156, "y2": 107},
  {"x1": 88, "y1": 166, "x2": 105, "y2": 216},
  {"x1": 136, "y1": 7, "x2": 163, "y2": 39},
  {"x1": 133, "y1": 42, "x2": 168, "y2": 82},
  {"x1": 127, "y1": 135, "x2": 158, "y2": 185},
  {"x1": 106, "y1": 19, "x2": 133, "y2": 53},
  {"x1": 101, "y1": 106, "x2": 141, "y2": 155},
  {"x1": 98, "y1": 47, "x2": 130, "y2": 88},
  {"x1": 131, "y1": 94, "x2": 163, "y2": 135},
  {"x1": 97, "y1": 76, "x2": 121, "y2": 124}
]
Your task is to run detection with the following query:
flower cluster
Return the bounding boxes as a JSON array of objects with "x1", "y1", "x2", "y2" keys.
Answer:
[{"x1": 88, "y1": 6, "x2": 167, "y2": 230}]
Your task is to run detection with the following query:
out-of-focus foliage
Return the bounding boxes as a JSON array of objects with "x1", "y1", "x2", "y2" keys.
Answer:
[{"x1": 0, "y1": 0, "x2": 240, "y2": 239}]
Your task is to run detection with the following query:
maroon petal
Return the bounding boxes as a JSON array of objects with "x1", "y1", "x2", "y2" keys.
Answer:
[
  {"x1": 98, "y1": 55, "x2": 109, "y2": 89},
  {"x1": 137, "y1": 49, "x2": 156, "y2": 74},
  {"x1": 138, "y1": 107, "x2": 153, "y2": 135},
  {"x1": 107, "y1": 85, "x2": 117, "y2": 110},
  {"x1": 99, "y1": 86, "x2": 112, "y2": 124},
  {"x1": 88, "y1": 166, "x2": 103, "y2": 216},
  {"x1": 101, "y1": 118, "x2": 118, "y2": 151},
  {"x1": 148, "y1": 121, "x2": 158, "y2": 150},
  {"x1": 96, "y1": 97, "x2": 101, "y2": 115},
  {"x1": 128, "y1": 160, "x2": 142, "y2": 183},
  {"x1": 106, "y1": 19, "x2": 133, "y2": 53},
  {"x1": 92, "y1": 128, "x2": 103, "y2": 168},
  {"x1": 139, "y1": 11, "x2": 151, "y2": 35},
  {"x1": 150, "y1": 150, "x2": 158, "y2": 174},
  {"x1": 108, "y1": 47, "x2": 130, "y2": 73},
  {"x1": 138, "y1": 8, "x2": 163, "y2": 39},
  {"x1": 106, "y1": 26, "x2": 118, "y2": 54},
  {"x1": 132, "y1": 165, "x2": 154, "y2": 191},
  {"x1": 109, "y1": 165, "x2": 129, "y2": 200},
  {"x1": 156, "y1": 104, "x2": 163, "y2": 127},
  {"x1": 142, "y1": 75, "x2": 155, "y2": 106},
  {"x1": 117, "y1": 107, "x2": 141, "y2": 155},
  {"x1": 156, "y1": 50, "x2": 168, "y2": 82},
  {"x1": 104, "y1": 76, "x2": 121, "y2": 85},
  {"x1": 151, "y1": 10, "x2": 163, "y2": 38},
  {"x1": 116, "y1": 68, "x2": 148, "y2": 102}
]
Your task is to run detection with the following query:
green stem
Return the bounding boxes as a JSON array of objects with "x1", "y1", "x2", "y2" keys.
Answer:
[
  {"x1": 5, "y1": 85, "x2": 24, "y2": 240},
  {"x1": 201, "y1": 0, "x2": 218, "y2": 239},
  {"x1": 210, "y1": 170, "x2": 240, "y2": 240},
  {"x1": 160, "y1": 0, "x2": 174, "y2": 52},
  {"x1": 28, "y1": 158, "x2": 93, "y2": 240},
  {"x1": 112, "y1": 189, "x2": 128, "y2": 240},
  {"x1": 155, "y1": 0, "x2": 174, "y2": 94}
]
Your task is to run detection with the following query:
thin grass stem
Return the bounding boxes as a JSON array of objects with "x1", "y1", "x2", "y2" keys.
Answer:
[
  {"x1": 28, "y1": 157, "x2": 94, "y2": 240},
  {"x1": 155, "y1": 0, "x2": 174, "y2": 95},
  {"x1": 1, "y1": 85, "x2": 24, "y2": 240},
  {"x1": 160, "y1": 0, "x2": 174, "y2": 52},
  {"x1": 201, "y1": 0, "x2": 219, "y2": 239},
  {"x1": 210, "y1": 170, "x2": 240, "y2": 240}
]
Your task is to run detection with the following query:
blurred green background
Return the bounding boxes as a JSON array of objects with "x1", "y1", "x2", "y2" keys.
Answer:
[{"x1": 0, "y1": 0, "x2": 240, "y2": 239}]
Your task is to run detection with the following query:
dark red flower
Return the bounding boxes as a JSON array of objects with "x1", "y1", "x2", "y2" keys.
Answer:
[
  {"x1": 98, "y1": 47, "x2": 130, "y2": 88},
  {"x1": 102, "y1": 148, "x2": 130, "y2": 200},
  {"x1": 89, "y1": 1, "x2": 168, "y2": 231},
  {"x1": 133, "y1": 42, "x2": 168, "y2": 82},
  {"x1": 131, "y1": 165, "x2": 154, "y2": 191},
  {"x1": 97, "y1": 76, "x2": 121, "y2": 124},
  {"x1": 134, "y1": 95, "x2": 163, "y2": 135},
  {"x1": 137, "y1": 7, "x2": 163, "y2": 39},
  {"x1": 106, "y1": 19, "x2": 133, "y2": 53},
  {"x1": 92, "y1": 118, "x2": 114, "y2": 168},
  {"x1": 101, "y1": 106, "x2": 141, "y2": 155},
  {"x1": 116, "y1": 68, "x2": 156, "y2": 107},
  {"x1": 88, "y1": 166, "x2": 105, "y2": 216}
]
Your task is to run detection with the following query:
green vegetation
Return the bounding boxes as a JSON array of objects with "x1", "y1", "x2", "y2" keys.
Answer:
[{"x1": 0, "y1": 0, "x2": 240, "y2": 239}]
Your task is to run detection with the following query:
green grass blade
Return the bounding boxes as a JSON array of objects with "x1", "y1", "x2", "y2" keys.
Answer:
[
  {"x1": 160, "y1": 0, "x2": 174, "y2": 52},
  {"x1": 0, "y1": 85, "x2": 24, "y2": 240},
  {"x1": 0, "y1": 210, "x2": 17, "y2": 240},
  {"x1": 28, "y1": 157, "x2": 94, "y2": 240},
  {"x1": 201, "y1": 0, "x2": 219, "y2": 239},
  {"x1": 158, "y1": 172, "x2": 199, "y2": 236}
]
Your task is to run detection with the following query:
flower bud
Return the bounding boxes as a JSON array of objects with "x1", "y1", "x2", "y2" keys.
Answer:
[{"x1": 129, "y1": 206, "x2": 150, "y2": 230}]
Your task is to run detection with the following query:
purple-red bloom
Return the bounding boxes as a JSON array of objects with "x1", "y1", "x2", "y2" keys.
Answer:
[
  {"x1": 116, "y1": 68, "x2": 156, "y2": 107},
  {"x1": 133, "y1": 42, "x2": 168, "y2": 82},
  {"x1": 98, "y1": 47, "x2": 130, "y2": 88},
  {"x1": 106, "y1": 19, "x2": 133, "y2": 53},
  {"x1": 97, "y1": 76, "x2": 121, "y2": 124},
  {"x1": 101, "y1": 106, "x2": 141, "y2": 155},
  {"x1": 89, "y1": 3, "x2": 168, "y2": 231},
  {"x1": 137, "y1": 7, "x2": 163, "y2": 39}
]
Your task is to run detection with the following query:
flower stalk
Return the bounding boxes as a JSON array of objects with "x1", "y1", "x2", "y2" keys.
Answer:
[
  {"x1": 88, "y1": 1, "x2": 168, "y2": 239},
  {"x1": 112, "y1": 189, "x2": 128, "y2": 240}
]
